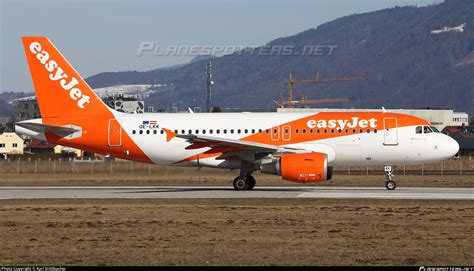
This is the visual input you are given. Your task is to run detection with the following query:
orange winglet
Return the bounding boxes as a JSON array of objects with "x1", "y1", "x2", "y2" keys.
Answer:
[{"x1": 162, "y1": 128, "x2": 177, "y2": 142}]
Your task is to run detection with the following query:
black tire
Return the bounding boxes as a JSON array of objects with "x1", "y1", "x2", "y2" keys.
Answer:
[
  {"x1": 246, "y1": 175, "x2": 256, "y2": 190},
  {"x1": 385, "y1": 180, "x2": 396, "y2": 190},
  {"x1": 233, "y1": 176, "x2": 249, "y2": 191}
]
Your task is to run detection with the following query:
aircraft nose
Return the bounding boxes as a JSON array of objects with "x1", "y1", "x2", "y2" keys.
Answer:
[{"x1": 444, "y1": 135, "x2": 460, "y2": 158}]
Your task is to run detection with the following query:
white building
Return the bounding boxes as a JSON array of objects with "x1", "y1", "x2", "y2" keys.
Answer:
[
  {"x1": 0, "y1": 132, "x2": 24, "y2": 156},
  {"x1": 452, "y1": 112, "x2": 469, "y2": 126}
]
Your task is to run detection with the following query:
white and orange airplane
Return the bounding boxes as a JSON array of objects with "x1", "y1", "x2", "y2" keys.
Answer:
[{"x1": 16, "y1": 37, "x2": 459, "y2": 190}]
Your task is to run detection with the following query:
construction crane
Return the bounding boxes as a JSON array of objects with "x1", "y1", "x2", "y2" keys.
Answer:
[
  {"x1": 280, "y1": 72, "x2": 364, "y2": 108},
  {"x1": 273, "y1": 97, "x2": 349, "y2": 108}
]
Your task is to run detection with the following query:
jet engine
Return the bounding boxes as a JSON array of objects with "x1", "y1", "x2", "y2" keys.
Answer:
[{"x1": 260, "y1": 152, "x2": 333, "y2": 183}]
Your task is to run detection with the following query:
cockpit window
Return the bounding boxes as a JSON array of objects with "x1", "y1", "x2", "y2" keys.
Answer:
[
  {"x1": 430, "y1": 126, "x2": 439, "y2": 133},
  {"x1": 416, "y1": 126, "x2": 422, "y2": 134},
  {"x1": 423, "y1": 126, "x2": 433, "y2": 134}
]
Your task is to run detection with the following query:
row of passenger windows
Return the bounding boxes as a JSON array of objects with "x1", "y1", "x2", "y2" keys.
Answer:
[{"x1": 131, "y1": 128, "x2": 378, "y2": 135}]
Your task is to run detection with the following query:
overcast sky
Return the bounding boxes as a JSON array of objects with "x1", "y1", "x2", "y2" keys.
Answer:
[{"x1": 0, "y1": 0, "x2": 437, "y2": 91}]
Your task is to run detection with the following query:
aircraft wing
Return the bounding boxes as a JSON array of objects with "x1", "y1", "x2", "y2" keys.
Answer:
[
  {"x1": 171, "y1": 131, "x2": 309, "y2": 163},
  {"x1": 15, "y1": 122, "x2": 80, "y2": 137}
]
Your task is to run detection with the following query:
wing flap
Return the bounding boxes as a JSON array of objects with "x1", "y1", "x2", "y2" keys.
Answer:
[{"x1": 174, "y1": 133, "x2": 310, "y2": 163}]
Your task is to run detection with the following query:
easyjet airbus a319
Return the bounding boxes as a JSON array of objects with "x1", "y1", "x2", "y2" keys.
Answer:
[{"x1": 16, "y1": 37, "x2": 459, "y2": 190}]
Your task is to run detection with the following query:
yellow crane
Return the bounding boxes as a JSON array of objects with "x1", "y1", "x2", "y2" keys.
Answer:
[{"x1": 277, "y1": 72, "x2": 364, "y2": 108}]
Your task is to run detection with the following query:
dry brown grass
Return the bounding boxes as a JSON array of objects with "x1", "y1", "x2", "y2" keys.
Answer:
[
  {"x1": 0, "y1": 171, "x2": 472, "y2": 187},
  {"x1": 0, "y1": 198, "x2": 472, "y2": 266}
]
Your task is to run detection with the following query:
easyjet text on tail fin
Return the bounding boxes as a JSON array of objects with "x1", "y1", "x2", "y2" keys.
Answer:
[{"x1": 22, "y1": 37, "x2": 111, "y2": 118}]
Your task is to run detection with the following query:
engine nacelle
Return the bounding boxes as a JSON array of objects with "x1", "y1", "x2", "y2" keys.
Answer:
[{"x1": 261, "y1": 153, "x2": 332, "y2": 183}]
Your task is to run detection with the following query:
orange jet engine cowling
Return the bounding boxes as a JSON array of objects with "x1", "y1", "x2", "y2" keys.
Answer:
[{"x1": 260, "y1": 152, "x2": 332, "y2": 183}]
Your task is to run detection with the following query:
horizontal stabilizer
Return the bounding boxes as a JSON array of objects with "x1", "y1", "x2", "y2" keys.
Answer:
[{"x1": 15, "y1": 122, "x2": 80, "y2": 137}]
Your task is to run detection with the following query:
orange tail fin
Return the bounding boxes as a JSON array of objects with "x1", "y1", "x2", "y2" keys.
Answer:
[{"x1": 22, "y1": 37, "x2": 110, "y2": 118}]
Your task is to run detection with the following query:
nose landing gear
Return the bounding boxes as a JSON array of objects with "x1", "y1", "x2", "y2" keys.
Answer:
[{"x1": 384, "y1": 165, "x2": 396, "y2": 190}]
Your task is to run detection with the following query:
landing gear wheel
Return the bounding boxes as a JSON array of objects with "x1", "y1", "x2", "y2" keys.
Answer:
[
  {"x1": 233, "y1": 176, "x2": 249, "y2": 191},
  {"x1": 385, "y1": 180, "x2": 396, "y2": 190},
  {"x1": 246, "y1": 175, "x2": 256, "y2": 190},
  {"x1": 383, "y1": 165, "x2": 396, "y2": 190}
]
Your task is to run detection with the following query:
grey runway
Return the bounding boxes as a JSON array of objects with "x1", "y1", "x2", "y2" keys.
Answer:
[{"x1": 0, "y1": 186, "x2": 472, "y2": 200}]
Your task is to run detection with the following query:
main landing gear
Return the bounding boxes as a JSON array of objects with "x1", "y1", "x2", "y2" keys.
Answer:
[
  {"x1": 233, "y1": 175, "x2": 256, "y2": 191},
  {"x1": 233, "y1": 160, "x2": 258, "y2": 191},
  {"x1": 384, "y1": 165, "x2": 396, "y2": 190}
]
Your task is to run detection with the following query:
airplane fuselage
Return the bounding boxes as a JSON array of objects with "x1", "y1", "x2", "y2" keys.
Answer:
[{"x1": 17, "y1": 111, "x2": 459, "y2": 169}]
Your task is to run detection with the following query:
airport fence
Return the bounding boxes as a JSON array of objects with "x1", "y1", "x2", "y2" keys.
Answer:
[
  {"x1": 333, "y1": 156, "x2": 474, "y2": 176},
  {"x1": 0, "y1": 156, "x2": 472, "y2": 175}
]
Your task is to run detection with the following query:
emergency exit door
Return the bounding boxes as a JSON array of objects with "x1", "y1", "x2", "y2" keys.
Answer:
[
  {"x1": 383, "y1": 118, "x2": 398, "y2": 146},
  {"x1": 108, "y1": 119, "x2": 122, "y2": 147}
]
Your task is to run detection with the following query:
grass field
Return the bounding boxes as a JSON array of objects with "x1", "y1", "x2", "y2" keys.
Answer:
[{"x1": 0, "y1": 198, "x2": 472, "y2": 266}]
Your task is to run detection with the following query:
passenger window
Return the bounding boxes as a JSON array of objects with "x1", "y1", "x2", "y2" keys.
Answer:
[
  {"x1": 259, "y1": 129, "x2": 262, "y2": 134},
  {"x1": 160, "y1": 130, "x2": 164, "y2": 135},
  {"x1": 374, "y1": 129, "x2": 378, "y2": 133},
  {"x1": 352, "y1": 129, "x2": 356, "y2": 133},
  {"x1": 295, "y1": 129, "x2": 299, "y2": 134},
  {"x1": 317, "y1": 129, "x2": 320, "y2": 133},
  {"x1": 174, "y1": 130, "x2": 178, "y2": 134},
  {"x1": 230, "y1": 129, "x2": 234, "y2": 134},
  {"x1": 265, "y1": 129, "x2": 269, "y2": 134},
  {"x1": 237, "y1": 129, "x2": 241, "y2": 134},
  {"x1": 210, "y1": 129, "x2": 213, "y2": 134},
  {"x1": 245, "y1": 129, "x2": 248, "y2": 134},
  {"x1": 338, "y1": 129, "x2": 342, "y2": 133},
  {"x1": 310, "y1": 129, "x2": 313, "y2": 134},
  {"x1": 188, "y1": 129, "x2": 192, "y2": 134},
  {"x1": 345, "y1": 129, "x2": 348, "y2": 133},
  {"x1": 195, "y1": 129, "x2": 199, "y2": 134},
  {"x1": 217, "y1": 129, "x2": 220, "y2": 134},
  {"x1": 202, "y1": 129, "x2": 206, "y2": 134},
  {"x1": 416, "y1": 126, "x2": 422, "y2": 134},
  {"x1": 251, "y1": 129, "x2": 255, "y2": 133},
  {"x1": 366, "y1": 129, "x2": 370, "y2": 133},
  {"x1": 154, "y1": 130, "x2": 157, "y2": 134},
  {"x1": 331, "y1": 129, "x2": 334, "y2": 133},
  {"x1": 139, "y1": 130, "x2": 143, "y2": 135},
  {"x1": 302, "y1": 129, "x2": 306, "y2": 134},
  {"x1": 146, "y1": 130, "x2": 150, "y2": 135},
  {"x1": 132, "y1": 130, "x2": 136, "y2": 135},
  {"x1": 224, "y1": 129, "x2": 227, "y2": 134},
  {"x1": 324, "y1": 129, "x2": 327, "y2": 134},
  {"x1": 181, "y1": 130, "x2": 185, "y2": 134}
]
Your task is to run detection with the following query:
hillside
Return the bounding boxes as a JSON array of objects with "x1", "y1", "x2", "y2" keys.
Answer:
[{"x1": 82, "y1": 0, "x2": 473, "y2": 115}]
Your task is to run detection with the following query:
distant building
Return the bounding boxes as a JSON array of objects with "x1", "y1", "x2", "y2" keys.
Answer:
[
  {"x1": 26, "y1": 139, "x2": 56, "y2": 154},
  {"x1": 54, "y1": 145, "x2": 82, "y2": 157},
  {"x1": 14, "y1": 95, "x2": 146, "y2": 121},
  {"x1": 16, "y1": 100, "x2": 41, "y2": 120},
  {"x1": 102, "y1": 95, "x2": 145, "y2": 113},
  {"x1": 0, "y1": 132, "x2": 24, "y2": 156},
  {"x1": 452, "y1": 112, "x2": 469, "y2": 126},
  {"x1": 146, "y1": 106, "x2": 155, "y2": 113}
]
